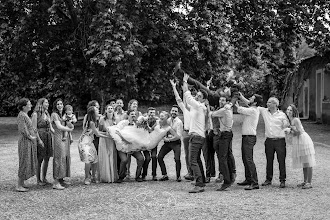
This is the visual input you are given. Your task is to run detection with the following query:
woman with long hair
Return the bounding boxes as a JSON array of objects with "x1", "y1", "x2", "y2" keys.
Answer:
[
  {"x1": 16, "y1": 98, "x2": 43, "y2": 192},
  {"x1": 98, "y1": 104, "x2": 118, "y2": 183},
  {"x1": 51, "y1": 98, "x2": 74, "y2": 190},
  {"x1": 31, "y1": 98, "x2": 54, "y2": 186},
  {"x1": 79, "y1": 106, "x2": 108, "y2": 185},
  {"x1": 285, "y1": 104, "x2": 316, "y2": 189}
]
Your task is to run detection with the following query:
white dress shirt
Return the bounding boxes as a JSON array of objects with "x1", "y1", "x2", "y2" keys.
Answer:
[
  {"x1": 184, "y1": 91, "x2": 206, "y2": 138},
  {"x1": 237, "y1": 106, "x2": 259, "y2": 135},
  {"x1": 167, "y1": 116, "x2": 183, "y2": 138},
  {"x1": 258, "y1": 107, "x2": 289, "y2": 138}
]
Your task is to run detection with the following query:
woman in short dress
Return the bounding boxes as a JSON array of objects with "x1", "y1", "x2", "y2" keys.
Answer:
[
  {"x1": 285, "y1": 104, "x2": 316, "y2": 189},
  {"x1": 98, "y1": 104, "x2": 118, "y2": 183},
  {"x1": 16, "y1": 98, "x2": 44, "y2": 192},
  {"x1": 79, "y1": 106, "x2": 108, "y2": 185},
  {"x1": 51, "y1": 98, "x2": 74, "y2": 190},
  {"x1": 31, "y1": 98, "x2": 54, "y2": 186}
]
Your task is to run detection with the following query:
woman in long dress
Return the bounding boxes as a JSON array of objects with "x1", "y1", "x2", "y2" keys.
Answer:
[
  {"x1": 78, "y1": 106, "x2": 108, "y2": 185},
  {"x1": 51, "y1": 98, "x2": 74, "y2": 190},
  {"x1": 285, "y1": 104, "x2": 316, "y2": 189},
  {"x1": 98, "y1": 104, "x2": 118, "y2": 183},
  {"x1": 16, "y1": 98, "x2": 44, "y2": 192},
  {"x1": 31, "y1": 98, "x2": 54, "y2": 186}
]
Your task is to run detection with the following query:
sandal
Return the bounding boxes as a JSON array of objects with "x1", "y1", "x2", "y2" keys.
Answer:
[{"x1": 37, "y1": 181, "x2": 47, "y2": 186}]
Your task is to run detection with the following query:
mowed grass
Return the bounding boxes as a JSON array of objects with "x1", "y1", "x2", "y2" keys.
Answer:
[{"x1": 1, "y1": 114, "x2": 330, "y2": 220}]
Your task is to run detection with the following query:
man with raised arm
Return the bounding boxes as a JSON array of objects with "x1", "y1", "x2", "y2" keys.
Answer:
[
  {"x1": 235, "y1": 93, "x2": 263, "y2": 190},
  {"x1": 170, "y1": 79, "x2": 194, "y2": 181},
  {"x1": 182, "y1": 73, "x2": 208, "y2": 193}
]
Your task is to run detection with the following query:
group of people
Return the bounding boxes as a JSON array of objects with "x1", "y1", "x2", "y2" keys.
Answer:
[{"x1": 15, "y1": 70, "x2": 316, "y2": 193}]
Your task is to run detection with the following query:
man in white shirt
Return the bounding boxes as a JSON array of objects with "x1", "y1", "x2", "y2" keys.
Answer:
[
  {"x1": 116, "y1": 110, "x2": 145, "y2": 183},
  {"x1": 158, "y1": 105, "x2": 183, "y2": 182},
  {"x1": 236, "y1": 93, "x2": 263, "y2": 190},
  {"x1": 170, "y1": 79, "x2": 193, "y2": 181},
  {"x1": 141, "y1": 107, "x2": 158, "y2": 181},
  {"x1": 183, "y1": 73, "x2": 207, "y2": 193}
]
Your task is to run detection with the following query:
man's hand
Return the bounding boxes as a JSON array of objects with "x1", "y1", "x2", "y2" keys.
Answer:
[
  {"x1": 235, "y1": 101, "x2": 240, "y2": 108},
  {"x1": 224, "y1": 103, "x2": 232, "y2": 110},
  {"x1": 206, "y1": 76, "x2": 213, "y2": 88},
  {"x1": 183, "y1": 72, "x2": 189, "y2": 82},
  {"x1": 169, "y1": 79, "x2": 176, "y2": 87}
]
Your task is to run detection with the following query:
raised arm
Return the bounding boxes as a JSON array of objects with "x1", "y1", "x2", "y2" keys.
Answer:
[
  {"x1": 170, "y1": 79, "x2": 186, "y2": 112},
  {"x1": 239, "y1": 92, "x2": 250, "y2": 105}
]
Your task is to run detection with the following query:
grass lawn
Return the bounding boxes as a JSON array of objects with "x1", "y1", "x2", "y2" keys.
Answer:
[{"x1": 1, "y1": 115, "x2": 330, "y2": 220}]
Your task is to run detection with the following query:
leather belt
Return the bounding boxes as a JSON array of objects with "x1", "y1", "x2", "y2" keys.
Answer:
[{"x1": 267, "y1": 137, "x2": 285, "y2": 140}]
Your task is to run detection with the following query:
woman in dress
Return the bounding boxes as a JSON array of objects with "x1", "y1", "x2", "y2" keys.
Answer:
[
  {"x1": 51, "y1": 98, "x2": 74, "y2": 190},
  {"x1": 285, "y1": 104, "x2": 316, "y2": 189},
  {"x1": 16, "y1": 98, "x2": 44, "y2": 192},
  {"x1": 31, "y1": 98, "x2": 54, "y2": 186},
  {"x1": 98, "y1": 104, "x2": 118, "y2": 183},
  {"x1": 79, "y1": 106, "x2": 108, "y2": 185},
  {"x1": 83, "y1": 100, "x2": 101, "y2": 182}
]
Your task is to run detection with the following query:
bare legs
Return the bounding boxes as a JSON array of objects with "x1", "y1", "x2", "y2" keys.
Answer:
[
  {"x1": 303, "y1": 167, "x2": 313, "y2": 183},
  {"x1": 84, "y1": 163, "x2": 98, "y2": 184},
  {"x1": 36, "y1": 157, "x2": 50, "y2": 185}
]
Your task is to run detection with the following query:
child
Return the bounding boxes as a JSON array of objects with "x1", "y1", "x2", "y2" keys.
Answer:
[
  {"x1": 63, "y1": 105, "x2": 77, "y2": 143},
  {"x1": 284, "y1": 104, "x2": 316, "y2": 189}
]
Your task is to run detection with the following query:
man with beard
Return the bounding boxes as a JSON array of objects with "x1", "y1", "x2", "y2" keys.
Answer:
[
  {"x1": 141, "y1": 107, "x2": 159, "y2": 181},
  {"x1": 116, "y1": 110, "x2": 145, "y2": 183},
  {"x1": 211, "y1": 95, "x2": 236, "y2": 191},
  {"x1": 158, "y1": 105, "x2": 183, "y2": 182},
  {"x1": 235, "y1": 93, "x2": 263, "y2": 190}
]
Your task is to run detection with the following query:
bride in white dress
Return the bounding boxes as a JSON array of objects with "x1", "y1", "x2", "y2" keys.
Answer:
[{"x1": 108, "y1": 111, "x2": 179, "y2": 153}]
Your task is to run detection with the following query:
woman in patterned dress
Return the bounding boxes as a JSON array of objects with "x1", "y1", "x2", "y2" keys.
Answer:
[
  {"x1": 16, "y1": 98, "x2": 44, "y2": 192},
  {"x1": 79, "y1": 106, "x2": 108, "y2": 185},
  {"x1": 51, "y1": 98, "x2": 74, "y2": 190},
  {"x1": 31, "y1": 98, "x2": 54, "y2": 186},
  {"x1": 82, "y1": 100, "x2": 101, "y2": 182},
  {"x1": 98, "y1": 104, "x2": 118, "y2": 183}
]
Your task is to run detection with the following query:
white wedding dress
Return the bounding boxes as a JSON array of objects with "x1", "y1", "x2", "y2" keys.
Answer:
[{"x1": 107, "y1": 124, "x2": 170, "y2": 153}]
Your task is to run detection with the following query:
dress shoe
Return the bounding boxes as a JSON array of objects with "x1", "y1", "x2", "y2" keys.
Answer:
[
  {"x1": 216, "y1": 183, "x2": 231, "y2": 191},
  {"x1": 152, "y1": 176, "x2": 158, "y2": 181},
  {"x1": 159, "y1": 175, "x2": 169, "y2": 181},
  {"x1": 135, "y1": 177, "x2": 143, "y2": 182},
  {"x1": 184, "y1": 174, "x2": 194, "y2": 181},
  {"x1": 280, "y1": 181, "x2": 285, "y2": 188},
  {"x1": 302, "y1": 183, "x2": 312, "y2": 189},
  {"x1": 237, "y1": 180, "x2": 251, "y2": 186},
  {"x1": 244, "y1": 184, "x2": 260, "y2": 190},
  {"x1": 176, "y1": 176, "x2": 182, "y2": 182},
  {"x1": 84, "y1": 178, "x2": 91, "y2": 185},
  {"x1": 53, "y1": 183, "x2": 65, "y2": 190},
  {"x1": 231, "y1": 173, "x2": 237, "y2": 183},
  {"x1": 115, "y1": 178, "x2": 123, "y2": 183},
  {"x1": 16, "y1": 186, "x2": 28, "y2": 192},
  {"x1": 189, "y1": 186, "x2": 205, "y2": 193},
  {"x1": 215, "y1": 174, "x2": 224, "y2": 183},
  {"x1": 205, "y1": 177, "x2": 211, "y2": 183},
  {"x1": 261, "y1": 180, "x2": 272, "y2": 186},
  {"x1": 297, "y1": 182, "x2": 306, "y2": 187}
]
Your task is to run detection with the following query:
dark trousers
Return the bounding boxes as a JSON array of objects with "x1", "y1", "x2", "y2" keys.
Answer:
[
  {"x1": 142, "y1": 147, "x2": 157, "y2": 177},
  {"x1": 242, "y1": 135, "x2": 258, "y2": 185},
  {"x1": 212, "y1": 134, "x2": 221, "y2": 174},
  {"x1": 118, "y1": 151, "x2": 144, "y2": 179},
  {"x1": 158, "y1": 140, "x2": 181, "y2": 178},
  {"x1": 265, "y1": 138, "x2": 286, "y2": 182},
  {"x1": 182, "y1": 131, "x2": 192, "y2": 175},
  {"x1": 202, "y1": 130, "x2": 216, "y2": 177},
  {"x1": 189, "y1": 135, "x2": 206, "y2": 187},
  {"x1": 218, "y1": 131, "x2": 236, "y2": 184}
]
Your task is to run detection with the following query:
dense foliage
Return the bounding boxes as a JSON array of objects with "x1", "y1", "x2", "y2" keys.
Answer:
[{"x1": 0, "y1": 0, "x2": 329, "y2": 115}]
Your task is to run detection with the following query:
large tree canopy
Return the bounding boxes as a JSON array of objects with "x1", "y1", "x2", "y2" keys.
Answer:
[{"x1": 0, "y1": 0, "x2": 329, "y2": 115}]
